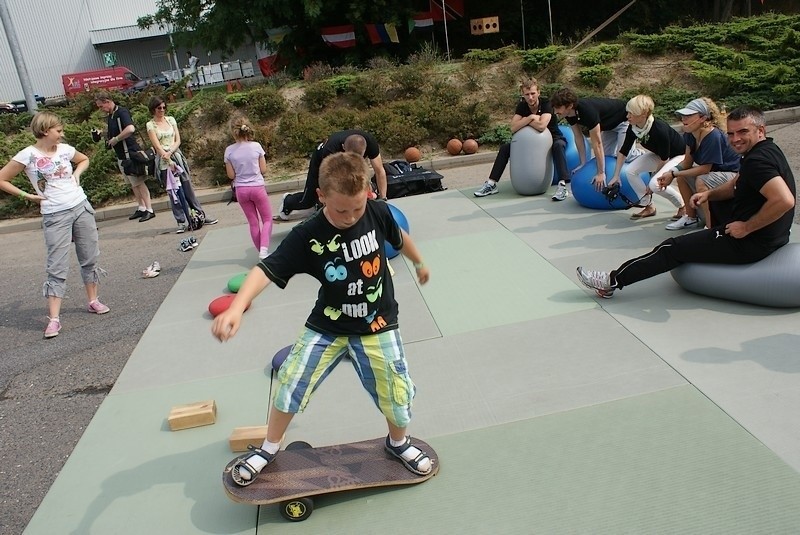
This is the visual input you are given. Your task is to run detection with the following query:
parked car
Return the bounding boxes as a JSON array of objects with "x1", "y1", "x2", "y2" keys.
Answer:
[
  {"x1": 1, "y1": 95, "x2": 46, "y2": 113},
  {"x1": 11, "y1": 95, "x2": 47, "y2": 112},
  {"x1": 122, "y1": 74, "x2": 172, "y2": 94}
]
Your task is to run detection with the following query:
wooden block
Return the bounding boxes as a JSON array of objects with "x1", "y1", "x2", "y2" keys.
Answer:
[
  {"x1": 228, "y1": 426, "x2": 285, "y2": 452},
  {"x1": 167, "y1": 400, "x2": 217, "y2": 431}
]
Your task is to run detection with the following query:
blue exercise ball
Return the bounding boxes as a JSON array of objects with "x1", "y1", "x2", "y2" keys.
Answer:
[
  {"x1": 385, "y1": 203, "x2": 410, "y2": 259},
  {"x1": 559, "y1": 125, "x2": 591, "y2": 174},
  {"x1": 571, "y1": 156, "x2": 642, "y2": 210}
]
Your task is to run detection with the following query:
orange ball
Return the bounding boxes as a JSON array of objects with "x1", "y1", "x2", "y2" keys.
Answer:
[
  {"x1": 446, "y1": 138, "x2": 463, "y2": 156},
  {"x1": 463, "y1": 139, "x2": 479, "y2": 154},
  {"x1": 404, "y1": 147, "x2": 421, "y2": 163}
]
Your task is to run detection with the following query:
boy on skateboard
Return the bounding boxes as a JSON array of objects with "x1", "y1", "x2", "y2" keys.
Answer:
[{"x1": 212, "y1": 152, "x2": 433, "y2": 485}]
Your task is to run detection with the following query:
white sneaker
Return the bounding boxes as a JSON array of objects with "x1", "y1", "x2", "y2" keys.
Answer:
[
  {"x1": 665, "y1": 215, "x2": 698, "y2": 230},
  {"x1": 576, "y1": 267, "x2": 615, "y2": 298},
  {"x1": 473, "y1": 181, "x2": 498, "y2": 197},
  {"x1": 552, "y1": 180, "x2": 569, "y2": 201}
]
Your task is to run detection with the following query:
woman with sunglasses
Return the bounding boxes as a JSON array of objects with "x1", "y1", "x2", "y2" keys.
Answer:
[{"x1": 146, "y1": 96, "x2": 218, "y2": 233}]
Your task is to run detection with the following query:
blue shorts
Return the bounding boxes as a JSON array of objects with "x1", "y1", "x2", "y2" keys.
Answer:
[{"x1": 273, "y1": 327, "x2": 416, "y2": 428}]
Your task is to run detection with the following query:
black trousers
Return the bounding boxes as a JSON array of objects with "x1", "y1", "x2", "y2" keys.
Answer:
[
  {"x1": 611, "y1": 225, "x2": 778, "y2": 289},
  {"x1": 283, "y1": 145, "x2": 324, "y2": 214},
  {"x1": 489, "y1": 138, "x2": 570, "y2": 183}
]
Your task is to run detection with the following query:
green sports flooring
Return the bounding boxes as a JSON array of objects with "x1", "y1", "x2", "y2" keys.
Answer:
[{"x1": 255, "y1": 386, "x2": 800, "y2": 534}]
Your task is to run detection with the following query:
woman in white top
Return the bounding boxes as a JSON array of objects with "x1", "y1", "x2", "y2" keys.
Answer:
[{"x1": 0, "y1": 112, "x2": 109, "y2": 339}]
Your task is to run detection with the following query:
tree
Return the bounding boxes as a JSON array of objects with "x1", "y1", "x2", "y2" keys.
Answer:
[{"x1": 138, "y1": 0, "x2": 417, "y2": 67}]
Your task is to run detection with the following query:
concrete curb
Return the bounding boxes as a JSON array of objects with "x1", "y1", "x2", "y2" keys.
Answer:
[{"x1": 1, "y1": 106, "x2": 796, "y2": 235}]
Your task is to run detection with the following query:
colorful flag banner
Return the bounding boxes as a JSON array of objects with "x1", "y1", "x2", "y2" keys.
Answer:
[
  {"x1": 430, "y1": 0, "x2": 464, "y2": 21},
  {"x1": 411, "y1": 12, "x2": 434, "y2": 30},
  {"x1": 365, "y1": 23, "x2": 400, "y2": 45},
  {"x1": 321, "y1": 25, "x2": 356, "y2": 48}
]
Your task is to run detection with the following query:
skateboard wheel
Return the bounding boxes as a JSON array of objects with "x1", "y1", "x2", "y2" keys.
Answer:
[
  {"x1": 285, "y1": 441, "x2": 312, "y2": 451},
  {"x1": 280, "y1": 497, "x2": 314, "y2": 521}
]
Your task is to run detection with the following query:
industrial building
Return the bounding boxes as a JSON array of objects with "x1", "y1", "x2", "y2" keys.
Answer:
[{"x1": 0, "y1": 0, "x2": 259, "y2": 102}]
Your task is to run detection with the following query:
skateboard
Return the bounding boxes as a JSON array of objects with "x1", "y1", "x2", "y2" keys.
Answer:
[{"x1": 222, "y1": 437, "x2": 439, "y2": 521}]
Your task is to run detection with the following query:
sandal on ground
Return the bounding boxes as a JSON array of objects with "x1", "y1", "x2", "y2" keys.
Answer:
[
  {"x1": 384, "y1": 435, "x2": 432, "y2": 476},
  {"x1": 630, "y1": 206, "x2": 656, "y2": 220},
  {"x1": 230, "y1": 445, "x2": 275, "y2": 486},
  {"x1": 142, "y1": 261, "x2": 161, "y2": 278}
]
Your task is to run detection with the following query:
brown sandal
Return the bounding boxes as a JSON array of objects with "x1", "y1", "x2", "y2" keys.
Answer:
[{"x1": 630, "y1": 206, "x2": 656, "y2": 219}]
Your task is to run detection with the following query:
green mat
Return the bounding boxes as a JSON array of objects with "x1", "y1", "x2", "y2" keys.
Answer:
[{"x1": 257, "y1": 385, "x2": 800, "y2": 534}]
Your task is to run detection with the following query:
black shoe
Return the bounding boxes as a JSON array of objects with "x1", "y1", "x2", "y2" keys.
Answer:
[
  {"x1": 205, "y1": 217, "x2": 219, "y2": 225},
  {"x1": 139, "y1": 211, "x2": 156, "y2": 222},
  {"x1": 128, "y1": 209, "x2": 145, "y2": 220}
]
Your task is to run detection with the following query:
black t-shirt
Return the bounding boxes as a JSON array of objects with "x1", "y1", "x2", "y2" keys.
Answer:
[
  {"x1": 106, "y1": 106, "x2": 142, "y2": 160},
  {"x1": 257, "y1": 200, "x2": 403, "y2": 335},
  {"x1": 514, "y1": 97, "x2": 564, "y2": 140},
  {"x1": 566, "y1": 97, "x2": 628, "y2": 132},
  {"x1": 619, "y1": 118, "x2": 685, "y2": 159},
  {"x1": 321, "y1": 129, "x2": 381, "y2": 160},
  {"x1": 731, "y1": 138, "x2": 796, "y2": 248}
]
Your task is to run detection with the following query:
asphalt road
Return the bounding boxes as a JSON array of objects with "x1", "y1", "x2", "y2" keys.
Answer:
[{"x1": 2, "y1": 118, "x2": 799, "y2": 535}]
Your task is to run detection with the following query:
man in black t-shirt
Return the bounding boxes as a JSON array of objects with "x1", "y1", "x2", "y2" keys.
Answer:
[
  {"x1": 279, "y1": 129, "x2": 387, "y2": 219},
  {"x1": 95, "y1": 93, "x2": 155, "y2": 222},
  {"x1": 474, "y1": 78, "x2": 570, "y2": 201},
  {"x1": 550, "y1": 87, "x2": 630, "y2": 188},
  {"x1": 576, "y1": 107, "x2": 796, "y2": 299}
]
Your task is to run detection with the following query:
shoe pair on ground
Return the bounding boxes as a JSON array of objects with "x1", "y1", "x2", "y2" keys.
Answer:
[
  {"x1": 128, "y1": 209, "x2": 155, "y2": 222},
  {"x1": 230, "y1": 435, "x2": 432, "y2": 487},
  {"x1": 473, "y1": 180, "x2": 570, "y2": 201},
  {"x1": 44, "y1": 299, "x2": 109, "y2": 339},
  {"x1": 178, "y1": 236, "x2": 198, "y2": 252}
]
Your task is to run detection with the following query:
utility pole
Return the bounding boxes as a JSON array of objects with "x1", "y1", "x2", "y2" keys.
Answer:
[{"x1": 0, "y1": 0, "x2": 38, "y2": 112}]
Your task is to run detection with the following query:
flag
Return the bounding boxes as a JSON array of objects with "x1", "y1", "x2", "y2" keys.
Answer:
[
  {"x1": 266, "y1": 27, "x2": 290, "y2": 43},
  {"x1": 321, "y1": 25, "x2": 356, "y2": 48},
  {"x1": 411, "y1": 12, "x2": 434, "y2": 30},
  {"x1": 430, "y1": 0, "x2": 464, "y2": 21},
  {"x1": 365, "y1": 23, "x2": 400, "y2": 45}
]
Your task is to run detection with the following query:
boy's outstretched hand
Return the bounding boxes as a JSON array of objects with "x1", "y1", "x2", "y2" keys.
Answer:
[
  {"x1": 212, "y1": 309, "x2": 243, "y2": 342},
  {"x1": 415, "y1": 265, "x2": 430, "y2": 285}
]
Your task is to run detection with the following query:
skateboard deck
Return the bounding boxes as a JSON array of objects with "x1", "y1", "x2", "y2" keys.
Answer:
[{"x1": 223, "y1": 437, "x2": 439, "y2": 509}]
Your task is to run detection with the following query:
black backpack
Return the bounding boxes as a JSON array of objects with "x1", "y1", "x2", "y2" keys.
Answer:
[{"x1": 378, "y1": 160, "x2": 445, "y2": 199}]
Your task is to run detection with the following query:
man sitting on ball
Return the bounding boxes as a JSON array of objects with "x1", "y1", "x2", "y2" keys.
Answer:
[{"x1": 474, "y1": 78, "x2": 570, "y2": 201}]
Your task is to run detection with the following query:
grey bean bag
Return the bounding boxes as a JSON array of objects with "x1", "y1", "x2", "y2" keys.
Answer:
[
  {"x1": 671, "y1": 243, "x2": 800, "y2": 307},
  {"x1": 509, "y1": 127, "x2": 553, "y2": 196}
]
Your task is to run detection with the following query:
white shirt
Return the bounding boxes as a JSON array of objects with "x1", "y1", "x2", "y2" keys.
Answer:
[{"x1": 13, "y1": 144, "x2": 87, "y2": 214}]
